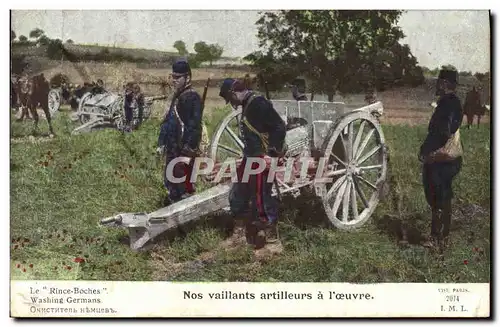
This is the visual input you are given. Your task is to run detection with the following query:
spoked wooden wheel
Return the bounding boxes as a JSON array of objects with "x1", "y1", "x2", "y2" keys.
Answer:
[
  {"x1": 208, "y1": 108, "x2": 244, "y2": 163},
  {"x1": 48, "y1": 89, "x2": 61, "y2": 116},
  {"x1": 207, "y1": 108, "x2": 244, "y2": 182},
  {"x1": 319, "y1": 111, "x2": 388, "y2": 230},
  {"x1": 77, "y1": 92, "x2": 94, "y2": 124}
]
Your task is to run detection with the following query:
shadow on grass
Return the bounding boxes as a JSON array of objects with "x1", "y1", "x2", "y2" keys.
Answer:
[
  {"x1": 278, "y1": 189, "x2": 332, "y2": 230},
  {"x1": 373, "y1": 213, "x2": 427, "y2": 246}
]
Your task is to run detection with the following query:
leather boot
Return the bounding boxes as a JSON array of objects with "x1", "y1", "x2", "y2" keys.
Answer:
[
  {"x1": 253, "y1": 221, "x2": 283, "y2": 254},
  {"x1": 220, "y1": 219, "x2": 247, "y2": 248},
  {"x1": 422, "y1": 208, "x2": 442, "y2": 248},
  {"x1": 440, "y1": 199, "x2": 453, "y2": 248}
]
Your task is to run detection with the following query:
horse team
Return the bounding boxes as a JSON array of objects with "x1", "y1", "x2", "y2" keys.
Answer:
[{"x1": 11, "y1": 72, "x2": 55, "y2": 135}]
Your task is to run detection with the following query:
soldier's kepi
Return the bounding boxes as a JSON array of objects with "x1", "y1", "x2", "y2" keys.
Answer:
[
  {"x1": 219, "y1": 78, "x2": 287, "y2": 250},
  {"x1": 158, "y1": 59, "x2": 203, "y2": 205},
  {"x1": 419, "y1": 68, "x2": 464, "y2": 248}
]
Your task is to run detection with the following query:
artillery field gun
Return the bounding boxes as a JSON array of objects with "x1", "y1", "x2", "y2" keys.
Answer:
[
  {"x1": 71, "y1": 90, "x2": 167, "y2": 134},
  {"x1": 101, "y1": 98, "x2": 389, "y2": 251}
]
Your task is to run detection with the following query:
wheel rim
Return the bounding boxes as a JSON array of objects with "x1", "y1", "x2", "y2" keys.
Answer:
[
  {"x1": 320, "y1": 111, "x2": 388, "y2": 230},
  {"x1": 77, "y1": 93, "x2": 93, "y2": 124},
  {"x1": 206, "y1": 108, "x2": 245, "y2": 182},
  {"x1": 208, "y1": 108, "x2": 244, "y2": 163}
]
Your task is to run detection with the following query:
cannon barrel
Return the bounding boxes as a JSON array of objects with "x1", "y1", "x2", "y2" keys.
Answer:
[{"x1": 100, "y1": 183, "x2": 232, "y2": 251}]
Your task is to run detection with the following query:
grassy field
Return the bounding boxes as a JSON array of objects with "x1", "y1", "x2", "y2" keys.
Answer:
[{"x1": 10, "y1": 108, "x2": 490, "y2": 283}]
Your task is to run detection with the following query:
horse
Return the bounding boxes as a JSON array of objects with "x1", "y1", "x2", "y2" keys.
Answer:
[
  {"x1": 19, "y1": 73, "x2": 55, "y2": 135},
  {"x1": 463, "y1": 86, "x2": 485, "y2": 128}
]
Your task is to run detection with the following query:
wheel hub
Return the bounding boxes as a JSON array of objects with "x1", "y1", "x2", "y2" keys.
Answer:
[{"x1": 346, "y1": 163, "x2": 360, "y2": 176}]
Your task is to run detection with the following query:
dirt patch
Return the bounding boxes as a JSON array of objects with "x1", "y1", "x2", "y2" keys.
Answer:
[{"x1": 149, "y1": 235, "x2": 283, "y2": 281}]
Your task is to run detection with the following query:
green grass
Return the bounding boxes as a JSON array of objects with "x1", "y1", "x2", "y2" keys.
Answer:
[{"x1": 10, "y1": 109, "x2": 491, "y2": 283}]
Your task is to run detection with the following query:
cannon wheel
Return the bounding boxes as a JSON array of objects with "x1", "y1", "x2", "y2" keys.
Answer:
[
  {"x1": 208, "y1": 108, "x2": 244, "y2": 163},
  {"x1": 48, "y1": 89, "x2": 61, "y2": 116},
  {"x1": 77, "y1": 92, "x2": 94, "y2": 125},
  {"x1": 206, "y1": 108, "x2": 244, "y2": 183},
  {"x1": 318, "y1": 111, "x2": 388, "y2": 230}
]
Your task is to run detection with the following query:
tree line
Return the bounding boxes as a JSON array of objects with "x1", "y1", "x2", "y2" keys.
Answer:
[
  {"x1": 11, "y1": 28, "x2": 225, "y2": 68},
  {"x1": 241, "y1": 10, "x2": 489, "y2": 98}
]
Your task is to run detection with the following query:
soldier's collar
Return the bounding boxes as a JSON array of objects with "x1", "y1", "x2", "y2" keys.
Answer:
[
  {"x1": 175, "y1": 84, "x2": 193, "y2": 97},
  {"x1": 241, "y1": 91, "x2": 255, "y2": 105}
]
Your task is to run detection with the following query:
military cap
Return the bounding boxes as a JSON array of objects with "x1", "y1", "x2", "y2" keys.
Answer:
[
  {"x1": 219, "y1": 78, "x2": 235, "y2": 102},
  {"x1": 172, "y1": 59, "x2": 191, "y2": 76}
]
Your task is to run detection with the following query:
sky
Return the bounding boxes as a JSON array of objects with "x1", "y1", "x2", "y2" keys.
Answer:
[{"x1": 10, "y1": 10, "x2": 491, "y2": 73}]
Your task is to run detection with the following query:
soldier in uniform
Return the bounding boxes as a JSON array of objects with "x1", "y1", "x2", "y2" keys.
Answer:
[
  {"x1": 123, "y1": 82, "x2": 135, "y2": 132},
  {"x1": 158, "y1": 59, "x2": 203, "y2": 205},
  {"x1": 419, "y1": 69, "x2": 463, "y2": 249},
  {"x1": 218, "y1": 78, "x2": 287, "y2": 252},
  {"x1": 17, "y1": 72, "x2": 32, "y2": 121},
  {"x1": 133, "y1": 83, "x2": 145, "y2": 126},
  {"x1": 290, "y1": 77, "x2": 308, "y2": 101},
  {"x1": 288, "y1": 77, "x2": 309, "y2": 129},
  {"x1": 463, "y1": 86, "x2": 483, "y2": 128}
]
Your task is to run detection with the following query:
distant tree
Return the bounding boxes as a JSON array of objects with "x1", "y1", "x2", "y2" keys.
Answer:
[
  {"x1": 11, "y1": 30, "x2": 16, "y2": 42},
  {"x1": 18, "y1": 35, "x2": 28, "y2": 43},
  {"x1": 29, "y1": 28, "x2": 44, "y2": 40},
  {"x1": 474, "y1": 72, "x2": 486, "y2": 82},
  {"x1": 193, "y1": 41, "x2": 224, "y2": 66},
  {"x1": 46, "y1": 39, "x2": 63, "y2": 60},
  {"x1": 243, "y1": 50, "x2": 297, "y2": 92},
  {"x1": 66, "y1": 39, "x2": 74, "y2": 44},
  {"x1": 441, "y1": 64, "x2": 457, "y2": 71},
  {"x1": 173, "y1": 40, "x2": 188, "y2": 56},
  {"x1": 38, "y1": 35, "x2": 51, "y2": 46},
  {"x1": 248, "y1": 10, "x2": 421, "y2": 99}
]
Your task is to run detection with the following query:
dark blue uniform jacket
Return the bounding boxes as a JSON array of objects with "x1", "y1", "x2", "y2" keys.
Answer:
[
  {"x1": 159, "y1": 87, "x2": 202, "y2": 156},
  {"x1": 241, "y1": 94, "x2": 287, "y2": 157},
  {"x1": 420, "y1": 93, "x2": 463, "y2": 157}
]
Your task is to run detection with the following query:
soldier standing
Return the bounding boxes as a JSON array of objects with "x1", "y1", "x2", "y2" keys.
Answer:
[
  {"x1": 419, "y1": 69, "x2": 463, "y2": 249},
  {"x1": 463, "y1": 86, "x2": 482, "y2": 128},
  {"x1": 158, "y1": 59, "x2": 203, "y2": 205},
  {"x1": 123, "y1": 82, "x2": 135, "y2": 132},
  {"x1": 133, "y1": 83, "x2": 145, "y2": 126},
  {"x1": 218, "y1": 78, "x2": 287, "y2": 252},
  {"x1": 290, "y1": 77, "x2": 308, "y2": 101}
]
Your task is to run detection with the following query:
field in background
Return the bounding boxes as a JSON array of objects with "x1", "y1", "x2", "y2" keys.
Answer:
[
  {"x1": 10, "y1": 106, "x2": 490, "y2": 282},
  {"x1": 17, "y1": 57, "x2": 489, "y2": 127}
]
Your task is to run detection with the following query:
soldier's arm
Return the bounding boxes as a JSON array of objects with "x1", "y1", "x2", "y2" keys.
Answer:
[
  {"x1": 255, "y1": 97, "x2": 287, "y2": 156},
  {"x1": 158, "y1": 121, "x2": 169, "y2": 147},
  {"x1": 437, "y1": 97, "x2": 463, "y2": 138},
  {"x1": 180, "y1": 92, "x2": 203, "y2": 156},
  {"x1": 420, "y1": 97, "x2": 461, "y2": 157},
  {"x1": 430, "y1": 98, "x2": 455, "y2": 143},
  {"x1": 449, "y1": 98, "x2": 463, "y2": 133}
]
